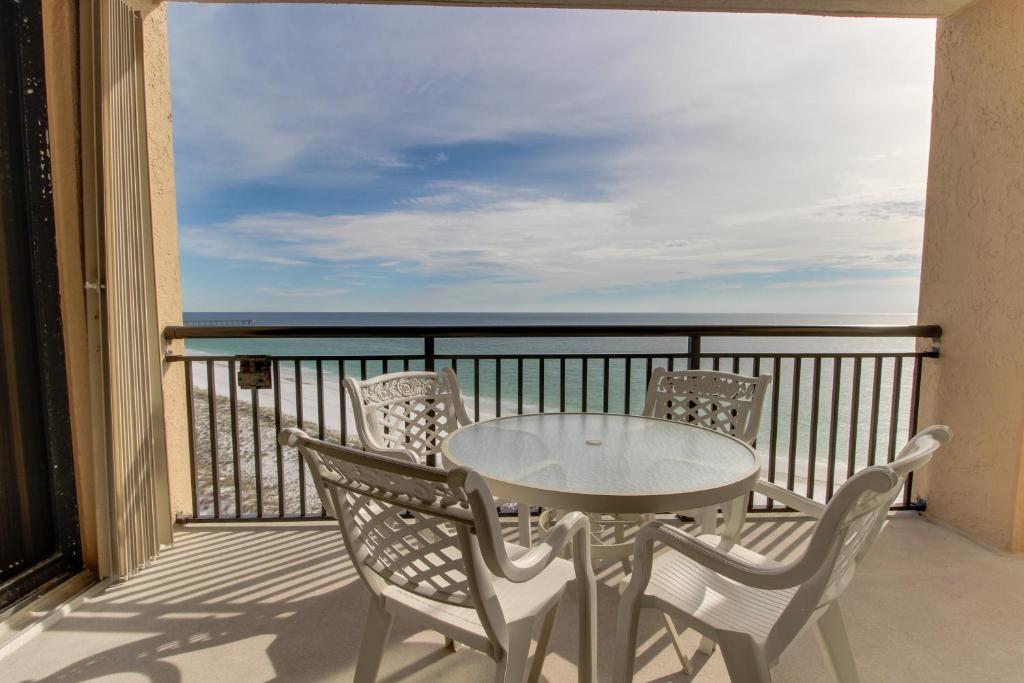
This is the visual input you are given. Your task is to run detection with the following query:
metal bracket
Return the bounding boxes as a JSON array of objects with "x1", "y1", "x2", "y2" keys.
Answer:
[{"x1": 84, "y1": 280, "x2": 106, "y2": 291}]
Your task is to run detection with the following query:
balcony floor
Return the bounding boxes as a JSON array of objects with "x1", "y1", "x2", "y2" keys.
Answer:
[{"x1": 3, "y1": 514, "x2": 1023, "y2": 682}]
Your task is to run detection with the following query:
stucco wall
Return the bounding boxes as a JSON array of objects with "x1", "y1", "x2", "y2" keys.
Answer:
[
  {"x1": 916, "y1": 0, "x2": 1024, "y2": 550},
  {"x1": 140, "y1": 2, "x2": 191, "y2": 523}
]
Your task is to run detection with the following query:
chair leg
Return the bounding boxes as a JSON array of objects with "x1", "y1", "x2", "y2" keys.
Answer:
[
  {"x1": 718, "y1": 632, "x2": 773, "y2": 683},
  {"x1": 494, "y1": 621, "x2": 534, "y2": 683},
  {"x1": 444, "y1": 636, "x2": 457, "y2": 652},
  {"x1": 815, "y1": 603, "x2": 861, "y2": 683},
  {"x1": 612, "y1": 592, "x2": 642, "y2": 683},
  {"x1": 527, "y1": 604, "x2": 559, "y2": 683},
  {"x1": 614, "y1": 522, "x2": 632, "y2": 575},
  {"x1": 518, "y1": 504, "x2": 532, "y2": 547},
  {"x1": 661, "y1": 613, "x2": 694, "y2": 675},
  {"x1": 354, "y1": 599, "x2": 394, "y2": 683}
]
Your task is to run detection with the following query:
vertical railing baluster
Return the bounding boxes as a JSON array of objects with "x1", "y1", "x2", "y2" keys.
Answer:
[
  {"x1": 316, "y1": 360, "x2": 325, "y2": 441},
  {"x1": 908, "y1": 355, "x2": 922, "y2": 437},
  {"x1": 185, "y1": 360, "x2": 198, "y2": 518},
  {"x1": 826, "y1": 357, "x2": 842, "y2": 500},
  {"x1": 273, "y1": 360, "x2": 284, "y2": 517},
  {"x1": 339, "y1": 360, "x2": 347, "y2": 446},
  {"x1": 539, "y1": 358, "x2": 545, "y2": 413},
  {"x1": 787, "y1": 357, "x2": 801, "y2": 491},
  {"x1": 581, "y1": 358, "x2": 588, "y2": 412},
  {"x1": 732, "y1": 356, "x2": 740, "y2": 374},
  {"x1": 887, "y1": 356, "x2": 904, "y2": 463},
  {"x1": 905, "y1": 355, "x2": 924, "y2": 506},
  {"x1": 867, "y1": 356, "x2": 882, "y2": 466},
  {"x1": 603, "y1": 357, "x2": 610, "y2": 413},
  {"x1": 207, "y1": 361, "x2": 220, "y2": 519},
  {"x1": 316, "y1": 359, "x2": 326, "y2": 517},
  {"x1": 495, "y1": 359, "x2": 502, "y2": 418},
  {"x1": 712, "y1": 356, "x2": 721, "y2": 371},
  {"x1": 295, "y1": 360, "x2": 306, "y2": 516},
  {"x1": 228, "y1": 360, "x2": 242, "y2": 518},
  {"x1": 847, "y1": 357, "x2": 862, "y2": 478},
  {"x1": 807, "y1": 357, "x2": 821, "y2": 499},
  {"x1": 517, "y1": 357, "x2": 524, "y2": 415},
  {"x1": 251, "y1": 385, "x2": 262, "y2": 518},
  {"x1": 624, "y1": 358, "x2": 632, "y2": 414},
  {"x1": 424, "y1": 336, "x2": 436, "y2": 371},
  {"x1": 559, "y1": 358, "x2": 566, "y2": 413},
  {"x1": 751, "y1": 356, "x2": 764, "y2": 511},
  {"x1": 767, "y1": 356, "x2": 782, "y2": 509},
  {"x1": 688, "y1": 335, "x2": 701, "y2": 370},
  {"x1": 473, "y1": 358, "x2": 481, "y2": 422}
]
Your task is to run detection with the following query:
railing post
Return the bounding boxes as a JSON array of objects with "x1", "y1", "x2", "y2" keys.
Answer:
[
  {"x1": 424, "y1": 335, "x2": 435, "y2": 371},
  {"x1": 688, "y1": 334, "x2": 702, "y2": 370}
]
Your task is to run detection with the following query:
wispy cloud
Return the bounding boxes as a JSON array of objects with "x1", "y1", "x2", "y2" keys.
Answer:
[
  {"x1": 168, "y1": 5, "x2": 936, "y2": 313},
  {"x1": 181, "y1": 181, "x2": 926, "y2": 309}
]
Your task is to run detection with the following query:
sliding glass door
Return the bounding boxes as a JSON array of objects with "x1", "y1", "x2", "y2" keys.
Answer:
[{"x1": 0, "y1": 0, "x2": 82, "y2": 611}]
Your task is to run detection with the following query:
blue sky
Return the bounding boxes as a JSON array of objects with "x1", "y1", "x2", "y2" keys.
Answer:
[{"x1": 168, "y1": 5, "x2": 936, "y2": 313}]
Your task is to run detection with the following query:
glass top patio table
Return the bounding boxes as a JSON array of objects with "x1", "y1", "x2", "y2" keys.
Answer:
[{"x1": 442, "y1": 413, "x2": 760, "y2": 515}]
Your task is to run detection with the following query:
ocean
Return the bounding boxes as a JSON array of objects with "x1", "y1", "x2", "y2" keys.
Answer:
[{"x1": 181, "y1": 312, "x2": 925, "y2": 516}]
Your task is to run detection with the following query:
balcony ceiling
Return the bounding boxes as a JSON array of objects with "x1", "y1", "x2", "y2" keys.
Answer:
[{"x1": 199, "y1": 0, "x2": 974, "y2": 19}]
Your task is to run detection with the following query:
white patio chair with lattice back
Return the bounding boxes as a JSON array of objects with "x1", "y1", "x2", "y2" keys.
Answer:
[
  {"x1": 642, "y1": 368, "x2": 772, "y2": 535},
  {"x1": 613, "y1": 425, "x2": 951, "y2": 683},
  {"x1": 344, "y1": 368, "x2": 533, "y2": 546},
  {"x1": 280, "y1": 427, "x2": 597, "y2": 683}
]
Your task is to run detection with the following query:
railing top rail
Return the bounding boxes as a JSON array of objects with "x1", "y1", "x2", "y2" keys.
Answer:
[{"x1": 164, "y1": 323, "x2": 941, "y2": 341}]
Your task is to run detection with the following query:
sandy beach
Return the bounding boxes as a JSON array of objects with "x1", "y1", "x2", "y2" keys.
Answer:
[{"x1": 186, "y1": 358, "x2": 862, "y2": 518}]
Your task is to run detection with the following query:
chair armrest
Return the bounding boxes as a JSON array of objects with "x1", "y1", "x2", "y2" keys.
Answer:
[
  {"x1": 634, "y1": 521, "x2": 817, "y2": 591},
  {"x1": 365, "y1": 446, "x2": 421, "y2": 464},
  {"x1": 494, "y1": 511, "x2": 591, "y2": 583},
  {"x1": 353, "y1": 432, "x2": 421, "y2": 465},
  {"x1": 753, "y1": 480, "x2": 826, "y2": 519}
]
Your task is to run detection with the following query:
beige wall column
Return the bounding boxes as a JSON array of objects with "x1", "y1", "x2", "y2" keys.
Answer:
[
  {"x1": 916, "y1": 0, "x2": 1024, "y2": 550},
  {"x1": 139, "y1": 1, "x2": 191, "y2": 523}
]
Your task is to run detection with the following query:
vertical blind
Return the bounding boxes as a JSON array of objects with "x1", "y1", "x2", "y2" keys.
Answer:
[{"x1": 97, "y1": 0, "x2": 172, "y2": 578}]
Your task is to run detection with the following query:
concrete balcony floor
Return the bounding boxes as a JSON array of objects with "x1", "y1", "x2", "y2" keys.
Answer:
[{"x1": 3, "y1": 514, "x2": 1023, "y2": 682}]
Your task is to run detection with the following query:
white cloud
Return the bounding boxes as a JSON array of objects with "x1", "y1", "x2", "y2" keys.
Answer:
[
  {"x1": 168, "y1": 6, "x2": 936, "y2": 312},
  {"x1": 181, "y1": 181, "x2": 925, "y2": 309}
]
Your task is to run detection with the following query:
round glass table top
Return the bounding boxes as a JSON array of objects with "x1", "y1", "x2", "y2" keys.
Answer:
[{"x1": 442, "y1": 413, "x2": 760, "y2": 514}]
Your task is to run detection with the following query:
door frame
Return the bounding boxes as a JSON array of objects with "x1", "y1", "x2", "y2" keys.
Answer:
[{"x1": 0, "y1": 0, "x2": 83, "y2": 611}]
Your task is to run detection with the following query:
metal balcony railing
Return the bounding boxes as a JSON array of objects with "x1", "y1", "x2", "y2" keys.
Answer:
[{"x1": 163, "y1": 323, "x2": 940, "y2": 521}]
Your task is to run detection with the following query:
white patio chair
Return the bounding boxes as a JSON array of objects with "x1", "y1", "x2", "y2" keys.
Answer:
[
  {"x1": 538, "y1": 369, "x2": 771, "y2": 573},
  {"x1": 642, "y1": 368, "x2": 772, "y2": 534},
  {"x1": 345, "y1": 368, "x2": 533, "y2": 546},
  {"x1": 613, "y1": 425, "x2": 951, "y2": 683},
  {"x1": 281, "y1": 427, "x2": 597, "y2": 683}
]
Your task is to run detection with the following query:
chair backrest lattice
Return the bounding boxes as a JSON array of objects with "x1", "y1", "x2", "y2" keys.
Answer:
[
  {"x1": 345, "y1": 369, "x2": 471, "y2": 464},
  {"x1": 816, "y1": 483, "x2": 897, "y2": 605},
  {"x1": 643, "y1": 368, "x2": 771, "y2": 444},
  {"x1": 346, "y1": 491, "x2": 474, "y2": 606},
  {"x1": 289, "y1": 428, "x2": 481, "y2": 607}
]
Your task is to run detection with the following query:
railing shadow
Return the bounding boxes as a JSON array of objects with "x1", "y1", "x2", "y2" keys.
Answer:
[{"x1": 9, "y1": 516, "x2": 818, "y2": 682}]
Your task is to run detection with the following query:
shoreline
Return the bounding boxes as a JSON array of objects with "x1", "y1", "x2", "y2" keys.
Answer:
[{"x1": 188, "y1": 362, "x2": 852, "y2": 516}]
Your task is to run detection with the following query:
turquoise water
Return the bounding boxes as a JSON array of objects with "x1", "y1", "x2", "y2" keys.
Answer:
[{"x1": 184, "y1": 311, "x2": 926, "y2": 502}]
